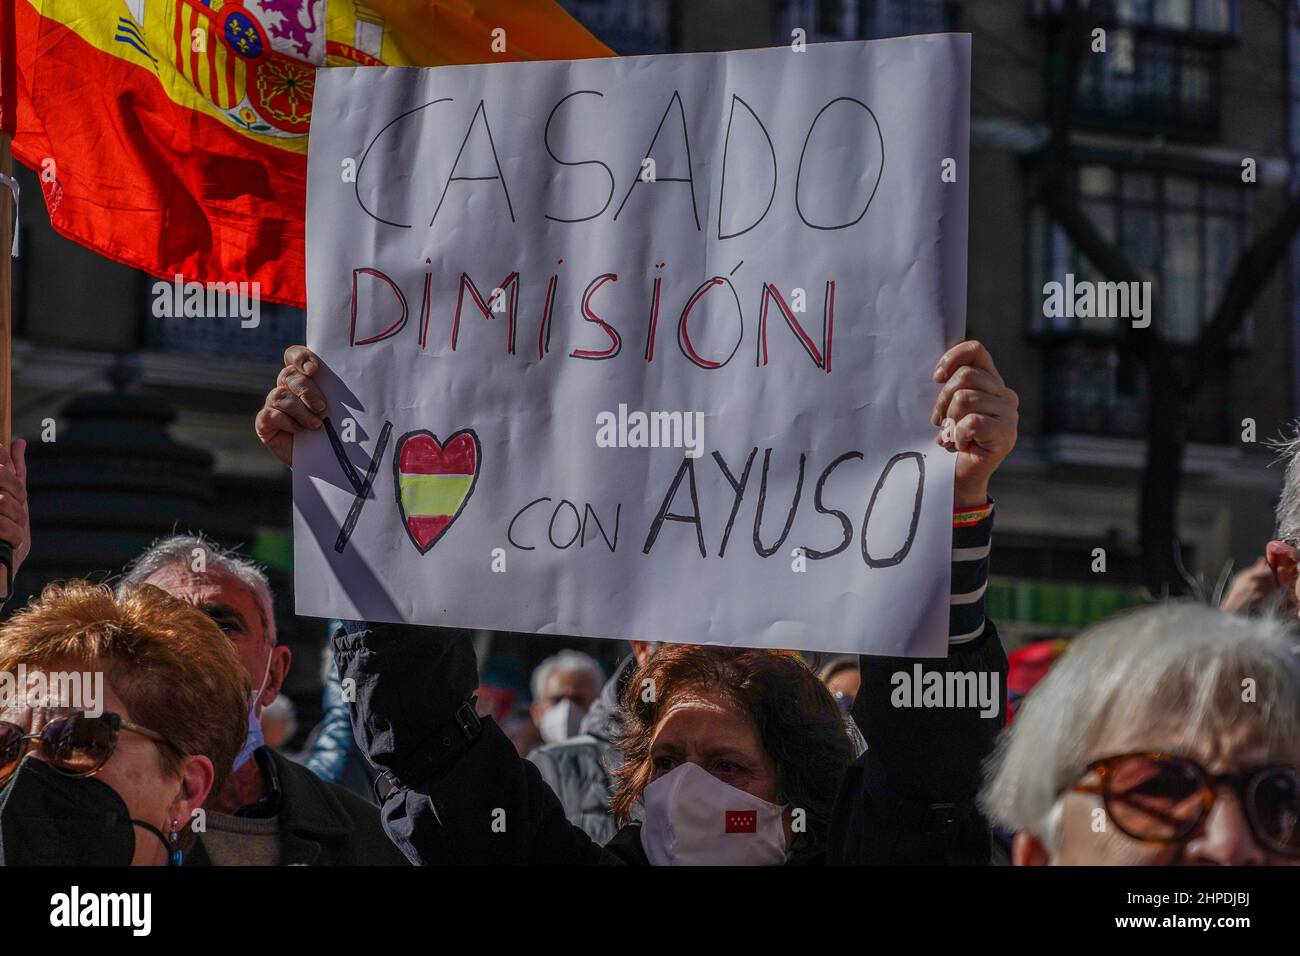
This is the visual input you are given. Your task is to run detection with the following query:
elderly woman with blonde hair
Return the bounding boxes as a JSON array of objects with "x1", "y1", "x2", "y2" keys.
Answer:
[
  {"x1": 982, "y1": 604, "x2": 1300, "y2": 865},
  {"x1": 0, "y1": 582, "x2": 250, "y2": 866}
]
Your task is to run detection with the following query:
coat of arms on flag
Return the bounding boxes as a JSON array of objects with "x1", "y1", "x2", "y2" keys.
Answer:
[{"x1": 169, "y1": 0, "x2": 327, "y2": 136}]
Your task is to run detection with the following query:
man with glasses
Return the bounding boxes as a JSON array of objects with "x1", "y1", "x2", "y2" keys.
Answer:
[{"x1": 981, "y1": 603, "x2": 1300, "y2": 865}]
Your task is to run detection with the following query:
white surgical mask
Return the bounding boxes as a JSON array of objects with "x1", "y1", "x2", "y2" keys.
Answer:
[
  {"x1": 231, "y1": 693, "x2": 264, "y2": 772},
  {"x1": 537, "y1": 699, "x2": 586, "y2": 745},
  {"x1": 232, "y1": 654, "x2": 273, "y2": 772},
  {"x1": 640, "y1": 761, "x2": 789, "y2": 866}
]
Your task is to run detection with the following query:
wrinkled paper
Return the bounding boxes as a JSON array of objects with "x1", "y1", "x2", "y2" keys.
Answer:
[{"x1": 295, "y1": 35, "x2": 970, "y2": 656}]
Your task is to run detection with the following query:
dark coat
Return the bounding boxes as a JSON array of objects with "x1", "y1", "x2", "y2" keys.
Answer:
[
  {"x1": 333, "y1": 619, "x2": 1006, "y2": 866},
  {"x1": 187, "y1": 747, "x2": 409, "y2": 866},
  {"x1": 831, "y1": 626, "x2": 1009, "y2": 865}
]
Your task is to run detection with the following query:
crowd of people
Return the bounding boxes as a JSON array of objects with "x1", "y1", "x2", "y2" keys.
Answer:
[{"x1": 0, "y1": 339, "x2": 1296, "y2": 866}]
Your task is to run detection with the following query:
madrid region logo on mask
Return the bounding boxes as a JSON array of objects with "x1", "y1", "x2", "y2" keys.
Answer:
[
  {"x1": 725, "y1": 809, "x2": 759, "y2": 833},
  {"x1": 641, "y1": 762, "x2": 788, "y2": 866}
]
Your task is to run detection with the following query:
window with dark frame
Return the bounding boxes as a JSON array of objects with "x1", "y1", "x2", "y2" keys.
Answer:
[
  {"x1": 1033, "y1": 0, "x2": 1237, "y2": 139},
  {"x1": 1075, "y1": 33, "x2": 1218, "y2": 137},
  {"x1": 1029, "y1": 163, "x2": 1252, "y2": 343},
  {"x1": 1029, "y1": 163, "x2": 1248, "y2": 442}
]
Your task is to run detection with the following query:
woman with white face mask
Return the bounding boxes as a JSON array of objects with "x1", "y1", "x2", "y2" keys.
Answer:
[
  {"x1": 610, "y1": 645, "x2": 851, "y2": 864},
  {"x1": 335, "y1": 622, "x2": 853, "y2": 865}
]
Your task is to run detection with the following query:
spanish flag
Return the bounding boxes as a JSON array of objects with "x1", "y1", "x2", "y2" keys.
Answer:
[{"x1": 11, "y1": 1, "x2": 612, "y2": 308}]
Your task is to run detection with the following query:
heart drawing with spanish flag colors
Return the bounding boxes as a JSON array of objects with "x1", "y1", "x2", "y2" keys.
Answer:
[{"x1": 393, "y1": 430, "x2": 482, "y2": 554}]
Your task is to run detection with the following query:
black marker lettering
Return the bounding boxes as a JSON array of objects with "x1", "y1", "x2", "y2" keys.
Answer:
[
  {"x1": 543, "y1": 91, "x2": 615, "y2": 223},
  {"x1": 712, "y1": 447, "x2": 757, "y2": 558},
  {"x1": 613, "y1": 90, "x2": 700, "y2": 231},
  {"x1": 325, "y1": 418, "x2": 393, "y2": 553},
  {"x1": 508, "y1": 496, "x2": 553, "y2": 551},
  {"x1": 718, "y1": 95, "x2": 777, "y2": 241},
  {"x1": 801, "y1": 451, "x2": 863, "y2": 560},
  {"x1": 861, "y1": 452, "x2": 925, "y2": 568},
  {"x1": 643, "y1": 457, "x2": 706, "y2": 558},
  {"x1": 430, "y1": 100, "x2": 515, "y2": 228},
  {"x1": 752, "y1": 448, "x2": 806, "y2": 558}
]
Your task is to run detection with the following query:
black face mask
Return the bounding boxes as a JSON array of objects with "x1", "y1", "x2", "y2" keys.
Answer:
[{"x1": 0, "y1": 758, "x2": 171, "y2": 866}]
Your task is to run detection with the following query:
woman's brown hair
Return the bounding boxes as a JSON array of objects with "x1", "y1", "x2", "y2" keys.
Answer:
[
  {"x1": 0, "y1": 581, "x2": 251, "y2": 802},
  {"x1": 610, "y1": 645, "x2": 854, "y2": 848}
]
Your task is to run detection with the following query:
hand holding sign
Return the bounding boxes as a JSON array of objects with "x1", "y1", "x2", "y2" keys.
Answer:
[
  {"x1": 931, "y1": 341, "x2": 1019, "y2": 509},
  {"x1": 255, "y1": 345, "x2": 327, "y2": 468}
]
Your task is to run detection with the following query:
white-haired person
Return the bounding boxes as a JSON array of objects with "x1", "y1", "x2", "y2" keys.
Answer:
[
  {"x1": 527, "y1": 641, "x2": 659, "y2": 843},
  {"x1": 981, "y1": 604, "x2": 1300, "y2": 865},
  {"x1": 528, "y1": 649, "x2": 605, "y2": 747}
]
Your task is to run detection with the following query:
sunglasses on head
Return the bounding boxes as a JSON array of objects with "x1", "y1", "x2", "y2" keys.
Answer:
[
  {"x1": 1069, "y1": 751, "x2": 1300, "y2": 857},
  {"x1": 0, "y1": 710, "x2": 177, "y2": 786}
]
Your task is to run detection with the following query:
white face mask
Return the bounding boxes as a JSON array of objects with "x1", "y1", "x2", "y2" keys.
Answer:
[
  {"x1": 231, "y1": 693, "x2": 265, "y2": 772},
  {"x1": 537, "y1": 699, "x2": 586, "y2": 745},
  {"x1": 639, "y1": 761, "x2": 789, "y2": 866},
  {"x1": 232, "y1": 654, "x2": 273, "y2": 772}
]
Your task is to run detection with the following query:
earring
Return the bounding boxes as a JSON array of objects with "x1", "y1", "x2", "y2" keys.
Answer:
[{"x1": 168, "y1": 821, "x2": 183, "y2": 868}]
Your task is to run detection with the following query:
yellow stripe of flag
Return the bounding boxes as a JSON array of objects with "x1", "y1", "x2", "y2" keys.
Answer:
[{"x1": 399, "y1": 474, "x2": 476, "y2": 516}]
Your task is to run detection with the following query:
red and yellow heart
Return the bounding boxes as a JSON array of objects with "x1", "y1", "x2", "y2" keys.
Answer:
[{"x1": 393, "y1": 429, "x2": 481, "y2": 553}]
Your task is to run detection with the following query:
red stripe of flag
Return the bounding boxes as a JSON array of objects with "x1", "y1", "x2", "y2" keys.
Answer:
[
  {"x1": 406, "y1": 515, "x2": 453, "y2": 543},
  {"x1": 189, "y1": 7, "x2": 200, "y2": 96},
  {"x1": 400, "y1": 438, "x2": 476, "y2": 474},
  {"x1": 173, "y1": 1, "x2": 183, "y2": 75}
]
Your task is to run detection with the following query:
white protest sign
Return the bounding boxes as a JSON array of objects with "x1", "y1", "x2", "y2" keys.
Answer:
[{"x1": 295, "y1": 35, "x2": 969, "y2": 656}]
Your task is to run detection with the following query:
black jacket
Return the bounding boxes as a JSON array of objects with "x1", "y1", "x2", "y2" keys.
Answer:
[
  {"x1": 187, "y1": 747, "x2": 409, "y2": 866},
  {"x1": 831, "y1": 625, "x2": 1009, "y2": 864},
  {"x1": 333, "y1": 619, "x2": 1006, "y2": 865}
]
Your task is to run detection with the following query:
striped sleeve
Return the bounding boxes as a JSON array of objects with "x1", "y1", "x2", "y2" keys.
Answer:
[{"x1": 949, "y1": 500, "x2": 994, "y2": 646}]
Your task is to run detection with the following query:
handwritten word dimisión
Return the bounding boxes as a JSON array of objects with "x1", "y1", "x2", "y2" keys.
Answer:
[{"x1": 347, "y1": 264, "x2": 837, "y2": 372}]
